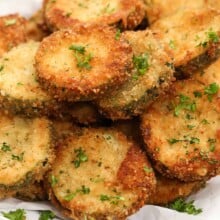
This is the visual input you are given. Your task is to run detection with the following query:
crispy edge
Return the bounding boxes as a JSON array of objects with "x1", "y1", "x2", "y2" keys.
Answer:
[
  {"x1": 35, "y1": 26, "x2": 133, "y2": 102},
  {"x1": 43, "y1": 0, "x2": 146, "y2": 31}
]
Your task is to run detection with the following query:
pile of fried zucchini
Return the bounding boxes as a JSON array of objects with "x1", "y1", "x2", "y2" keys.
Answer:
[{"x1": 0, "y1": 0, "x2": 219, "y2": 219}]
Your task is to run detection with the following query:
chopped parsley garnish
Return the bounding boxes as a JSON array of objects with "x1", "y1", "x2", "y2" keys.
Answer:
[
  {"x1": 1, "y1": 142, "x2": 11, "y2": 152},
  {"x1": 69, "y1": 44, "x2": 93, "y2": 70},
  {"x1": 51, "y1": 175, "x2": 58, "y2": 187},
  {"x1": 187, "y1": 124, "x2": 195, "y2": 130},
  {"x1": 197, "y1": 28, "x2": 219, "y2": 47},
  {"x1": 169, "y1": 40, "x2": 176, "y2": 49},
  {"x1": 72, "y1": 147, "x2": 88, "y2": 168},
  {"x1": 143, "y1": 166, "x2": 153, "y2": 173},
  {"x1": 64, "y1": 185, "x2": 90, "y2": 201},
  {"x1": 11, "y1": 152, "x2": 24, "y2": 161},
  {"x1": 168, "y1": 137, "x2": 200, "y2": 145},
  {"x1": 168, "y1": 138, "x2": 180, "y2": 145},
  {"x1": 2, "y1": 209, "x2": 26, "y2": 220},
  {"x1": 65, "y1": 12, "x2": 72, "y2": 17},
  {"x1": 204, "y1": 83, "x2": 219, "y2": 101},
  {"x1": 4, "y1": 19, "x2": 17, "y2": 26},
  {"x1": 133, "y1": 53, "x2": 150, "y2": 77},
  {"x1": 115, "y1": 29, "x2": 121, "y2": 40},
  {"x1": 193, "y1": 91, "x2": 202, "y2": 98},
  {"x1": 174, "y1": 94, "x2": 196, "y2": 116},
  {"x1": 39, "y1": 210, "x2": 55, "y2": 220},
  {"x1": 167, "y1": 198, "x2": 202, "y2": 215},
  {"x1": 201, "y1": 119, "x2": 209, "y2": 124},
  {"x1": 100, "y1": 194, "x2": 125, "y2": 205},
  {"x1": 208, "y1": 138, "x2": 216, "y2": 152},
  {"x1": 165, "y1": 62, "x2": 175, "y2": 70}
]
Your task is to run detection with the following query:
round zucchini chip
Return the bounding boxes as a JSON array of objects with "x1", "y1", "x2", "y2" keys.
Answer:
[
  {"x1": 141, "y1": 58, "x2": 220, "y2": 181},
  {"x1": 148, "y1": 174, "x2": 205, "y2": 205},
  {"x1": 0, "y1": 112, "x2": 54, "y2": 190},
  {"x1": 96, "y1": 30, "x2": 174, "y2": 120},
  {"x1": 43, "y1": 0, "x2": 146, "y2": 31},
  {"x1": 48, "y1": 128, "x2": 156, "y2": 219},
  {"x1": 0, "y1": 41, "x2": 62, "y2": 117},
  {"x1": 0, "y1": 14, "x2": 26, "y2": 57},
  {"x1": 35, "y1": 26, "x2": 132, "y2": 102}
]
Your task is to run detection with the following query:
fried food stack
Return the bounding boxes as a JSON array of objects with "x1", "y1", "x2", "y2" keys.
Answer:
[{"x1": 0, "y1": 0, "x2": 219, "y2": 219}]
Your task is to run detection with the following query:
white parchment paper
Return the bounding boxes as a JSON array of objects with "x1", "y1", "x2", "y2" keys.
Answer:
[{"x1": 0, "y1": 0, "x2": 219, "y2": 219}]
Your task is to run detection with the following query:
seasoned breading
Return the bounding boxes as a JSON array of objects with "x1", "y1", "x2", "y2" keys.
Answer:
[
  {"x1": 148, "y1": 175, "x2": 205, "y2": 205},
  {"x1": 48, "y1": 128, "x2": 156, "y2": 219},
  {"x1": 0, "y1": 14, "x2": 26, "y2": 57},
  {"x1": 43, "y1": 0, "x2": 146, "y2": 31},
  {"x1": 141, "y1": 58, "x2": 220, "y2": 181},
  {"x1": 151, "y1": 8, "x2": 220, "y2": 76},
  {"x1": 144, "y1": 0, "x2": 205, "y2": 24},
  {"x1": 35, "y1": 26, "x2": 133, "y2": 102},
  {"x1": 96, "y1": 30, "x2": 174, "y2": 120},
  {"x1": 26, "y1": 10, "x2": 50, "y2": 41},
  {"x1": 15, "y1": 181, "x2": 48, "y2": 201},
  {"x1": 0, "y1": 41, "x2": 62, "y2": 117},
  {"x1": 0, "y1": 112, "x2": 54, "y2": 190}
]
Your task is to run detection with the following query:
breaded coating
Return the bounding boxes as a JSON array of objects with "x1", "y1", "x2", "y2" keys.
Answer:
[
  {"x1": 43, "y1": 0, "x2": 146, "y2": 31},
  {"x1": 26, "y1": 10, "x2": 50, "y2": 41},
  {"x1": 151, "y1": 8, "x2": 220, "y2": 76},
  {"x1": 96, "y1": 30, "x2": 174, "y2": 120},
  {"x1": 0, "y1": 112, "x2": 54, "y2": 190},
  {"x1": 66, "y1": 102, "x2": 102, "y2": 125},
  {"x1": 15, "y1": 181, "x2": 48, "y2": 201},
  {"x1": 148, "y1": 175, "x2": 205, "y2": 205},
  {"x1": 144, "y1": 0, "x2": 205, "y2": 24},
  {"x1": 0, "y1": 41, "x2": 62, "y2": 117},
  {"x1": 0, "y1": 14, "x2": 26, "y2": 57},
  {"x1": 48, "y1": 128, "x2": 156, "y2": 219},
  {"x1": 35, "y1": 26, "x2": 133, "y2": 102},
  {"x1": 141, "y1": 58, "x2": 220, "y2": 181}
]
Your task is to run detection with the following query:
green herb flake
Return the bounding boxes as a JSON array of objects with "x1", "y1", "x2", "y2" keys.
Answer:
[
  {"x1": 69, "y1": 45, "x2": 86, "y2": 54},
  {"x1": 1, "y1": 142, "x2": 11, "y2": 152},
  {"x1": 193, "y1": 91, "x2": 202, "y2": 98},
  {"x1": 174, "y1": 94, "x2": 196, "y2": 116},
  {"x1": 167, "y1": 198, "x2": 202, "y2": 215},
  {"x1": 143, "y1": 166, "x2": 153, "y2": 173},
  {"x1": 11, "y1": 152, "x2": 24, "y2": 161},
  {"x1": 197, "y1": 28, "x2": 219, "y2": 47},
  {"x1": 51, "y1": 175, "x2": 58, "y2": 187},
  {"x1": 4, "y1": 19, "x2": 17, "y2": 26},
  {"x1": 204, "y1": 83, "x2": 219, "y2": 101},
  {"x1": 133, "y1": 53, "x2": 150, "y2": 76},
  {"x1": 208, "y1": 138, "x2": 216, "y2": 152},
  {"x1": 2, "y1": 209, "x2": 26, "y2": 220},
  {"x1": 168, "y1": 138, "x2": 181, "y2": 145},
  {"x1": 190, "y1": 137, "x2": 200, "y2": 144},
  {"x1": 187, "y1": 124, "x2": 195, "y2": 130},
  {"x1": 99, "y1": 194, "x2": 125, "y2": 205},
  {"x1": 201, "y1": 119, "x2": 209, "y2": 124},
  {"x1": 64, "y1": 185, "x2": 90, "y2": 201},
  {"x1": 115, "y1": 29, "x2": 121, "y2": 40},
  {"x1": 65, "y1": 12, "x2": 72, "y2": 17},
  {"x1": 169, "y1": 40, "x2": 176, "y2": 49},
  {"x1": 39, "y1": 210, "x2": 55, "y2": 220},
  {"x1": 72, "y1": 147, "x2": 88, "y2": 168}
]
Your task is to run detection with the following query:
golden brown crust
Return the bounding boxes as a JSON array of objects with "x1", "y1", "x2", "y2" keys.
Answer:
[
  {"x1": 151, "y1": 7, "x2": 220, "y2": 75},
  {"x1": 0, "y1": 14, "x2": 26, "y2": 57},
  {"x1": 148, "y1": 175, "x2": 205, "y2": 205},
  {"x1": 26, "y1": 10, "x2": 50, "y2": 41},
  {"x1": 44, "y1": 0, "x2": 146, "y2": 31},
  {"x1": 141, "y1": 58, "x2": 220, "y2": 181},
  {"x1": 48, "y1": 127, "x2": 156, "y2": 219},
  {"x1": 96, "y1": 30, "x2": 174, "y2": 120},
  {"x1": 35, "y1": 26, "x2": 133, "y2": 102}
]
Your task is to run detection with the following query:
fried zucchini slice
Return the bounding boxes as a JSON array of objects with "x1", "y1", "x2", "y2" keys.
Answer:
[
  {"x1": 48, "y1": 128, "x2": 156, "y2": 219},
  {"x1": 0, "y1": 41, "x2": 62, "y2": 117},
  {"x1": 35, "y1": 26, "x2": 132, "y2": 102},
  {"x1": 0, "y1": 112, "x2": 54, "y2": 190},
  {"x1": 151, "y1": 8, "x2": 220, "y2": 76},
  {"x1": 43, "y1": 0, "x2": 146, "y2": 31},
  {"x1": 15, "y1": 181, "x2": 48, "y2": 201},
  {"x1": 144, "y1": 0, "x2": 205, "y2": 24},
  {"x1": 148, "y1": 175, "x2": 205, "y2": 205},
  {"x1": 0, "y1": 14, "x2": 26, "y2": 57},
  {"x1": 141, "y1": 58, "x2": 220, "y2": 181},
  {"x1": 96, "y1": 30, "x2": 174, "y2": 120},
  {"x1": 26, "y1": 10, "x2": 50, "y2": 41}
]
